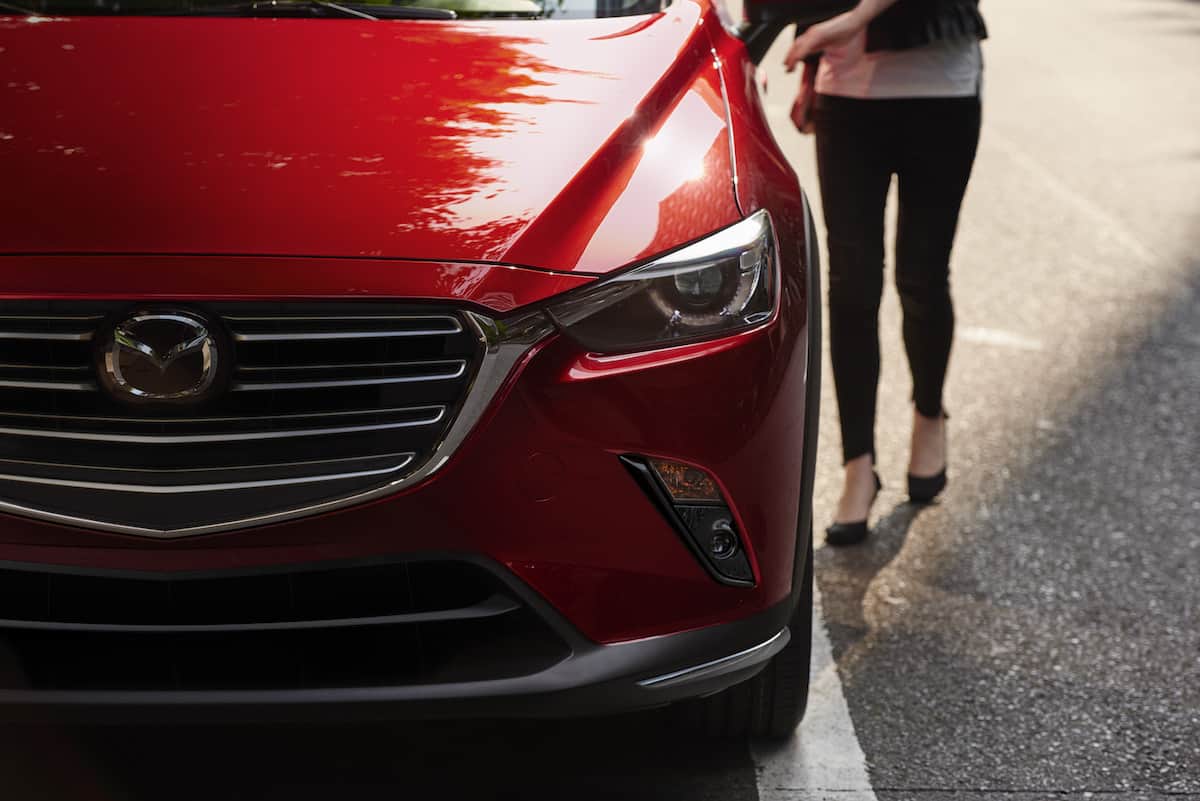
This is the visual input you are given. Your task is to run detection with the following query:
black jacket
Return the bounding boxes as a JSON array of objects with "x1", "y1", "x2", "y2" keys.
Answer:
[{"x1": 865, "y1": 0, "x2": 987, "y2": 52}]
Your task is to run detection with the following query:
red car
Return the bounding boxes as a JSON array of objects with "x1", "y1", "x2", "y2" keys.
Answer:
[{"x1": 0, "y1": 0, "x2": 827, "y2": 737}]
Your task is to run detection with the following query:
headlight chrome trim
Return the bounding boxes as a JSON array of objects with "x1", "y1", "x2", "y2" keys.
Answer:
[{"x1": 544, "y1": 211, "x2": 779, "y2": 355}]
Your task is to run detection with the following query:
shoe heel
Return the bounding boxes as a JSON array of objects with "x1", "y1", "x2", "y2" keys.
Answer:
[
  {"x1": 826, "y1": 471, "x2": 883, "y2": 547},
  {"x1": 908, "y1": 409, "x2": 948, "y2": 503},
  {"x1": 907, "y1": 470, "x2": 946, "y2": 504}
]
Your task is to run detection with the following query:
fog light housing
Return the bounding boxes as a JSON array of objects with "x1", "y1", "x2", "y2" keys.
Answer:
[{"x1": 621, "y1": 456, "x2": 755, "y2": 586}]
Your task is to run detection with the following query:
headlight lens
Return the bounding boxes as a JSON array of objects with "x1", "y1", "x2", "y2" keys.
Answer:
[{"x1": 545, "y1": 210, "x2": 777, "y2": 354}]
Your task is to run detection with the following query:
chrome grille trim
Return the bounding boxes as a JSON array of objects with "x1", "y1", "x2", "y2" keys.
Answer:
[
  {"x1": 222, "y1": 314, "x2": 461, "y2": 324},
  {"x1": 231, "y1": 329, "x2": 460, "y2": 342},
  {"x1": 0, "y1": 379, "x2": 96, "y2": 391},
  {"x1": 0, "y1": 409, "x2": 445, "y2": 444},
  {"x1": 226, "y1": 312, "x2": 463, "y2": 342},
  {"x1": 0, "y1": 315, "x2": 104, "y2": 321},
  {"x1": 0, "y1": 331, "x2": 93, "y2": 341},
  {"x1": 0, "y1": 451, "x2": 416, "y2": 475},
  {"x1": 232, "y1": 363, "x2": 466, "y2": 391},
  {"x1": 238, "y1": 359, "x2": 463, "y2": 372},
  {"x1": 0, "y1": 405, "x2": 430, "y2": 425},
  {"x1": 0, "y1": 455, "x2": 415, "y2": 494},
  {"x1": 0, "y1": 306, "x2": 555, "y2": 538}
]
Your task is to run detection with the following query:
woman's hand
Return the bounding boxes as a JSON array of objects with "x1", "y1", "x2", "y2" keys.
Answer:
[
  {"x1": 784, "y1": 8, "x2": 869, "y2": 72},
  {"x1": 791, "y1": 63, "x2": 818, "y2": 134}
]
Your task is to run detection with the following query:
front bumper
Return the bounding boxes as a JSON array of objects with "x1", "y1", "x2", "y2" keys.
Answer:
[
  {"x1": 0, "y1": 316, "x2": 811, "y2": 647},
  {"x1": 0, "y1": 553, "x2": 795, "y2": 723}
]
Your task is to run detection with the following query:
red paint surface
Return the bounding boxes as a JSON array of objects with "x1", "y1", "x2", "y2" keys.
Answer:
[
  {"x1": 0, "y1": 5, "x2": 816, "y2": 645},
  {"x1": 0, "y1": 255, "x2": 592, "y2": 312},
  {"x1": 709, "y1": 27, "x2": 808, "y2": 243},
  {"x1": 0, "y1": 6, "x2": 739, "y2": 273}
]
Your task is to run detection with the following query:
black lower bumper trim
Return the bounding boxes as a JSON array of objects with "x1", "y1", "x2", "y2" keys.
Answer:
[
  {"x1": 0, "y1": 551, "x2": 800, "y2": 722},
  {"x1": 0, "y1": 602, "x2": 794, "y2": 724}
]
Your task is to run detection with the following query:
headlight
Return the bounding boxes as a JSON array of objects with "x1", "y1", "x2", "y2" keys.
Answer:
[{"x1": 545, "y1": 210, "x2": 778, "y2": 354}]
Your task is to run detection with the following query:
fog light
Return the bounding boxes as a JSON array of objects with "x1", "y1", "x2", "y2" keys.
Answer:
[
  {"x1": 620, "y1": 455, "x2": 755, "y2": 586},
  {"x1": 675, "y1": 505, "x2": 753, "y2": 583},
  {"x1": 708, "y1": 519, "x2": 738, "y2": 560}
]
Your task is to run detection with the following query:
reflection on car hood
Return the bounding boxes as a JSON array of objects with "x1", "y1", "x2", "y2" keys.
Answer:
[{"x1": 0, "y1": 4, "x2": 740, "y2": 273}]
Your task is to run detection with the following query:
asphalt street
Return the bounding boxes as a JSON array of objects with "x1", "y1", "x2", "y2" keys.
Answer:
[{"x1": 2, "y1": 0, "x2": 1197, "y2": 799}]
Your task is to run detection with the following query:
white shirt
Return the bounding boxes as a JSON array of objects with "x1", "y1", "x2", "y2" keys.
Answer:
[{"x1": 816, "y1": 31, "x2": 983, "y2": 99}]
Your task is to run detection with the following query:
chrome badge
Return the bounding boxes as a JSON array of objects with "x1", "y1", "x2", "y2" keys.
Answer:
[{"x1": 99, "y1": 310, "x2": 219, "y2": 402}]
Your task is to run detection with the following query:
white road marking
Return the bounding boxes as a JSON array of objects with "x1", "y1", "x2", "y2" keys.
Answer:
[
  {"x1": 752, "y1": 582, "x2": 878, "y2": 801},
  {"x1": 958, "y1": 325, "x2": 1044, "y2": 352}
]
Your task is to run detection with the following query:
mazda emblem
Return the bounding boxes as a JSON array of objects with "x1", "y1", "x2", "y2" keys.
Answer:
[{"x1": 99, "y1": 310, "x2": 220, "y2": 402}]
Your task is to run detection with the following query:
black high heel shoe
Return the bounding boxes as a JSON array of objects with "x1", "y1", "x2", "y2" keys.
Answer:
[
  {"x1": 825, "y1": 472, "x2": 882, "y2": 547},
  {"x1": 907, "y1": 469, "x2": 946, "y2": 504},
  {"x1": 908, "y1": 410, "x2": 948, "y2": 504}
]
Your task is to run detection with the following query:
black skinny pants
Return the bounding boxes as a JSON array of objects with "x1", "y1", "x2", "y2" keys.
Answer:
[{"x1": 814, "y1": 94, "x2": 981, "y2": 464}]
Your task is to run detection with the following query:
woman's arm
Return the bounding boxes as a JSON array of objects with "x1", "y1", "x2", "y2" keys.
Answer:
[{"x1": 783, "y1": 0, "x2": 903, "y2": 71}]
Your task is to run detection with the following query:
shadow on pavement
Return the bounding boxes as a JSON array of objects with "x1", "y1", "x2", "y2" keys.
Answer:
[
  {"x1": 814, "y1": 500, "x2": 929, "y2": 651},
  {"x1": 819, "y1": 264, "x2": 1200, "y2": 792},
  {"x1": 0, "y1": 710, "x2": 759, "y2": 801}
]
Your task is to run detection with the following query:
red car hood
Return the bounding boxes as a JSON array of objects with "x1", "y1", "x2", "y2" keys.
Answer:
[{"x1": 0, "y1": 4, "x2": 740, "y2": 274}]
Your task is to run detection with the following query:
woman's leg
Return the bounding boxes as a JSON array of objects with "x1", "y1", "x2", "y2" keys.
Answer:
[
  {"x1": 894, "y1": 96, "x2": 982, "y2": 474},
  {"x1": 815, "y1": 95, "x2": 896, "y2": 525},
  {"x1": 814, "y1": 96, "x2": 895, "y2": 467}
]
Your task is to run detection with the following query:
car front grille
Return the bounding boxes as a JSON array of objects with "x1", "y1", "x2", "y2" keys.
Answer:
[
  {"x1": 0, "y1": 301, "x2": 484, "y2": 536},
  {"x1": 0, "y1": 558, "x2": 570, "y2": 690}
]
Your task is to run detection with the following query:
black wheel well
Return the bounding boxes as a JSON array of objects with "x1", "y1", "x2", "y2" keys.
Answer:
[{"x1": 790, "y1": 189, "x2": 822, "y2": 610}]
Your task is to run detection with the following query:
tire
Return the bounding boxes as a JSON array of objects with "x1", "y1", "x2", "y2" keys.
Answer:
[{"x1": 686, "y1": 533, "x2": 814, "y2": 739}]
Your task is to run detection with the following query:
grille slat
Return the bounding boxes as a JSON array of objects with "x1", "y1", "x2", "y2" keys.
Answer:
[
  {"x1": 232, "y1": 359, "x2": 466, "y2": 391},
  {"x1": 0, "y1": 451, "x2": 414, "y2": 475},
  {"x1": 0, "y1": 363, "x2": 90, "y2": 371},
  {"x1": 0, "y1": 331, "x2": 94, "y2": 342},
  {"x1": 227, "y1": 313, "x2": 463, "y2": 342},
  {"x1": 0, "y1": 314, "x2": 105, "y2": 321},
  {"x1": 0, "y1": 379, "x2": 96, "y2": 391},
  {"x1": 222, "y1": 314, "x2": 461, "y2": 322},
  {"x1": 0, "y1": 455, "x2": 414, "y2": 494},
  {"x1": 0, "y1": 404, "x2": 439, "y2": 426},
  {"x1": 0, "y1": 301, "x2": 481, "y2": 534},
  {"x1": 232, "y1": 330, "x2": 460, "y2": 342},
  {"x1": 0, "y1": 408, "x2": 445, "y2": 444},
  {"x1": 238, "y1": 359, "x2": 460, "y2": 372}
]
